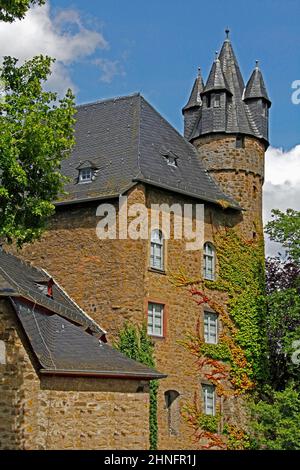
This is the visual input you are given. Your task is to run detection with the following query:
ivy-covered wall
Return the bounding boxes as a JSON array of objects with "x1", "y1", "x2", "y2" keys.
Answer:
[{"x1": 171, "y1": 228, "x2": 267, "y2": 449}]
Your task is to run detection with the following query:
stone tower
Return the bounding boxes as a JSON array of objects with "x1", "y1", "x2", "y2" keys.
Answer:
[{"x1": 183, "y1": 30, "x2": 271, "y2": 239}]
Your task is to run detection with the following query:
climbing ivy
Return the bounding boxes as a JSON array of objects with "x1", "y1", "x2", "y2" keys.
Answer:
[
  {"x1": 171, "y1": 227, "x2": 267, "y2": 449},
  {"x1": 114, "y1": 323, "x2": 158, "y2": 450}
]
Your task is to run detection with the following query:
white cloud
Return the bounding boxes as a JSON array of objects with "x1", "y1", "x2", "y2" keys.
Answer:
[
  {"x1": 0, "y1": 3, "x2": 108, "y2": 94},
  {"x1": 93, "y1": 58, "x2": 125, "y2": 83},
  {"x1": 264, "y1": 145, "x2": 300, "y2": 256}
]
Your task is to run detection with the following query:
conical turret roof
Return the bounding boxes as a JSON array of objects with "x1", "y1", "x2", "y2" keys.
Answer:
[
  {"x1": 182, "y1": 68, "x2": 204, "y2": 111},
  {"x1": 203, "y1": 55, "x2": 231, "y2": 94},
  {"x1": 244, "y1": 62, "x2": 271, "y2": 105}
]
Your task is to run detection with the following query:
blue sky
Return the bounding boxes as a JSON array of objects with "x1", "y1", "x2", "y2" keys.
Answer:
[{"x1": 48, "y1": 0, "x2": 300, "y2": 150}]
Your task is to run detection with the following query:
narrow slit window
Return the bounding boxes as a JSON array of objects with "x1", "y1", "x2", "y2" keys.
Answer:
[
  {"x1": 203, "y1": 242, "x2": 216, "y2": 281},
  {"x1": 202, "y1": 384, "x2": 216, "y2": 416},
  {"x1": 150, "y1": 229, "x2": 164, "y2": 270}
]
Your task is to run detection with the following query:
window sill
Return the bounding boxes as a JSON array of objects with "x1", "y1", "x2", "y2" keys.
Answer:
[
  {"x1": 148, "y1": 267, "x2": 166, "y2": 275},
  {"x1": 148, "y1": 334, "x2": 165, "y2": 340}
]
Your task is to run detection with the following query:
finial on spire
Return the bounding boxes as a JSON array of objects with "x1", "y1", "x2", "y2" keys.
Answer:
[
  {"x1": 255, "y1": 60, "x2": 259, "y2": 68},
  {"x1": 215, "y1": 51, "x2": 219, "y2": 60},
  {"x1": 198, "y1": 67, "x2": 201, "y2": 77},
  {"x1": 225, "y1": 28, "x2": 230, "y2": 40}
]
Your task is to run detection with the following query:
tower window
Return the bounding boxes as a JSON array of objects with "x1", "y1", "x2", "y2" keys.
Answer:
[
  {"x1": 206, "y1": 95, "x2": 211, "y2": 108},
  {"x1": 79, "y1": 167, "x2": 93, "y2": 183},
  {"x1": 262, "y1": 101, "x2": 268, "y2": 117},
  {"x1": 236, "y1": 136, "x2": 245, "y2": 149},
  {"x1": 147, "y1": 302, "x2": 164, "y2": 337},
  {"x1": 202, "y1": 384, "x2": 216, "y2": 416},
  {"x1": 204, "y1": 311, "x2": 218, "y2": 344},
  {"x1": 150, "y1": 229, "x2": 164, "y2": 270},
  {"x1": 203, "y1": 242, "x2": 216, "y2": 281},
  {"x1": 214, "y1": 94, "x2": 221, "y2": 108}
]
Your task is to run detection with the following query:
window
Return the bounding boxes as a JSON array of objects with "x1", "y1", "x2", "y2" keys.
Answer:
[
  {"x1": 214, "y1": 94, "x2": 221, "y2": 108},
  {"x1": 236, "y1": 136, "x2": 245, "y2": 149},
  {"x1": 79, "y1": 167, "x2": 92, "y2": 183},
  {"x1": 262, "y1": 101, "x2": 268, "y2": 117},
  {"x1": 202, "y1": 384, "x2": 216, "y2": 416},
  {"x1": 148, "y1": 303, "x2": 164, "y2": 337},
  {"x1": 0, "y1": 340, "x2": 6, "y2": 365},
  {"x1": 166, "y1": 155, "x2": 178, "y2": 168},
  {"x1": 203, "y1": 242, "x2": 216, "y2": 280},
  {"x1": 150, "y1": 229, "x2": 164, "y2": 270},
  {"x1": 165, "y1": 390, "x2": 180, "y2": 436},
  {"x1": 206, "y1": 94, "x2": 211, "y2": 108},
  {"x1": 204, "y1": 311, "x2": 218, "y2": 344}
]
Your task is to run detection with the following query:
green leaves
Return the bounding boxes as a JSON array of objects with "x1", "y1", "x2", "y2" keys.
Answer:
[
  {"x1": 115, "y1": 323, "x2": 158, "y2": 450},
  {"x1": 265, "y1": 209, "x2": 300, "y2": 263},
  {"x1": 0, "y1": 55, "x2": 76, "y2": 246},
  {"x1": 251, "y1": 384, "x2": 300, "y2": 450},
  {"x1": 0, "y1": 1, "x2": 45, "y2": 23}
]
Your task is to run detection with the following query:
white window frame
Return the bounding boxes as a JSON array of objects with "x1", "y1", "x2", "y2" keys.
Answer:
[
  {"x1": 79, "y1": 167, "x2": 93, "y2": 183},
  {"x1": 214, "y1": 93, "x2": 221, "y2": 108},
  {"x1": 150, "y1": 229, "x2": 164, "y2": 271},
  {"x1": 204, "y1": 311, "x2": 218, "y2": 344},
  {"x1": 147, "y1": 302, "x2": 164, "y2": 337},
  {"x1": 202, "y1": 384, "x2": 216, "y2": 416},
  {"x1": 203, "y1": 242, "x2": 216, "y2": 280}
]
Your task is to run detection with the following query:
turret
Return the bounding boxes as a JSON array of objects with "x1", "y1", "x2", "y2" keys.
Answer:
[
  {"x1": 182, "y1": 30, "x2": 271, "y2": 239},
  {"x1": 182, "y1": 68, "x2": 204, "y2": 140},
  {"x1": 244, "y1": 61, "x2": 271, "y2": 143}
]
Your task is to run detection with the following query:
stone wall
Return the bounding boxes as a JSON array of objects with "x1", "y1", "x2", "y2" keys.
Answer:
[
  {"x1": 0, "y1": 298, "x2": 150, "y2": 450},
  {"x1": 194, "y1": 134, "x2": 265, "y2": 239},
  {"x1": 9, "y1": 182, "x2": 243, "y2": 449}
]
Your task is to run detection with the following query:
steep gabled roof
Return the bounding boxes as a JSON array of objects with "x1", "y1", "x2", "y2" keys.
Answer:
[
  {"x1": 59, "y1": 94, "x2": 239, "y2": 209},
  {"x1": 0, "y1": 250, "x2": 165, "y2": 380}
]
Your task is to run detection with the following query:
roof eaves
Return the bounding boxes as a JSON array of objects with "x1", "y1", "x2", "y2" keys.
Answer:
[{"x1": 40, "y1": 368, "x2": 167, "y2": 380}]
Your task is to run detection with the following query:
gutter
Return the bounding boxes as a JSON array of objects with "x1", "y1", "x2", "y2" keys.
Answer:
[{"x1": 40, "y1": 368, "x2": 167, "y2": 381}]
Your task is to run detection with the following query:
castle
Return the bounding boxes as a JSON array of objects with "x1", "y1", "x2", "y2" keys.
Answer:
[{"x1": 1, "y1": 31, "x2": 271, "y2": 449}]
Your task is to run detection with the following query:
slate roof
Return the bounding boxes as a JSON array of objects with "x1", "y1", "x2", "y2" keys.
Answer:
[
  {"x1": 59, "y1": 93, "x2": 240, "y2": 209},
  {"x1": 203, "y1": 57, "x2": 231, "y2": 94},
  {"x1": 244, "y1": 64, "x2": 271, "y2": 103},
  {"x1": 182, "y1": 69, "x2": 204, "y2": 110},
  {"x1": 187, "y1": 35, "x2": 271, "y2": 143},
  {"x1": 0, "y1": 250, "x2": 165, "y2": 379}
]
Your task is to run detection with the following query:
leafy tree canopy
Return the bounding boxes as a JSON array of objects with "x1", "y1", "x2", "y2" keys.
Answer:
[
  {"x1": 0, "y1": 55, "x2": 76, "y2": 246},
  {"x1": 265, "y1": 209, "x2": 300, "y2": 264},
  {"x1": 0, "y1": 0, "x2": 45, "y2": 22}
]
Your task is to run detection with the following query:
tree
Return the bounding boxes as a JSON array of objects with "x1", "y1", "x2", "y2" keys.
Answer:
[
  {"x1": 249, "y1": 209, "x2": 300, "y2": 449},
  {"x1": 0, "y1": 0, "x2": 45, "y2": 23},
  {"x1": 0, "y1": 55, "x2": 76, "y2": 246},
  {"x1": 251, "y1": 384, "x2": 300, "y2": 450},
  {"x1": 265, "y1": 209, "x2": 300, "y2": 264}
]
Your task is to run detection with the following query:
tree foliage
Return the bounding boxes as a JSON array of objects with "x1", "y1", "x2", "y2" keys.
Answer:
[
  {"x1": 114, "y1": 323, "x2": 159, "y2": 450},
  {"x1": 265, "y1": 209, "x2": 300, "y2": 264},
  {"x1": 0, "y1": 0, "x2": 45, "y2": 22},
  {"x1": 250, "y1": 211, "x2": 300, "y2": 449},
  {"x1": 0, "y1": 55, "x2": 76, "y2": 246}
]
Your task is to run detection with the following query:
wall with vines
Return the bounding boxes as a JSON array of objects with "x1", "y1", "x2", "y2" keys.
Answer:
[
  {"x1": 114, "y1": 323, "x2": 158, "y2": 450},
  {"x1": 171, "y1": 227, "x2": 266, "y2": 449}
]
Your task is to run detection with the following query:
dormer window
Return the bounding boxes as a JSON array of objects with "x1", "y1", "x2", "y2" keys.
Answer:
[
  {"x1": 79, "y1": 167, "x2": 92, "y2": 183},
  {"x1": 166, "y1": 155, "x2": 178, "y2": 168},
  {"x1": 214, "y1": 94, "x2": 221, "y2": 108}
]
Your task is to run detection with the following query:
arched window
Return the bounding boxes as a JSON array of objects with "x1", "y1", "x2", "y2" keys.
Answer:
[
  {"x1": 164, "y1": 390, "x2": 180, "y2": 436},
  {"x1": 203, "y1": 242, "x2": 216, "y2": 280},
  {"x1": 150, "y1": 229, "x2": 164, "y2": 270}
]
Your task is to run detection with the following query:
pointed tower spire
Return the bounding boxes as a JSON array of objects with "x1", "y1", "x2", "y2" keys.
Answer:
[
  {"x1": 182, "y1": 67, "x2": 204, "y2": 111},
  {"x1": 244, "y1": 61, "x2": 271, "y2": 104},
  {"x1": 182, "y1": 67, "x2": 204, "y2": 140},
  {"x1": 203, "y1": 53, "x2": 231, "y2": 95}
]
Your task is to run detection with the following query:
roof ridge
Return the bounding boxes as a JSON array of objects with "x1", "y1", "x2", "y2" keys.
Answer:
[{"x1": 76, "y1": 92, "x2": 141, "y2": 110}]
